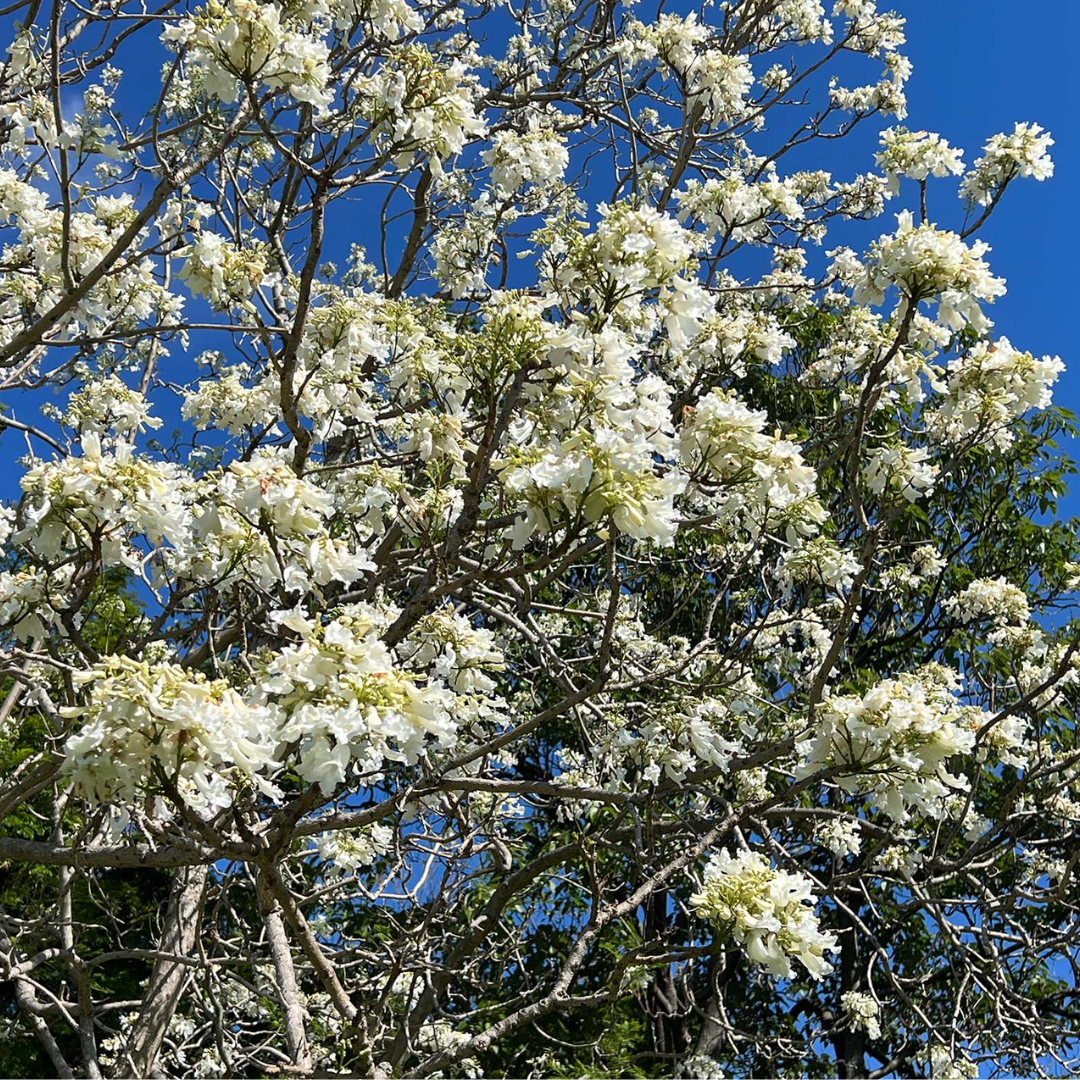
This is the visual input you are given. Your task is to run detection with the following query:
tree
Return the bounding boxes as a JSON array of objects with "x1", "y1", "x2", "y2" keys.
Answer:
[{"x1": 0, "y1": 1, "x2": 1076, "y2": 1077}]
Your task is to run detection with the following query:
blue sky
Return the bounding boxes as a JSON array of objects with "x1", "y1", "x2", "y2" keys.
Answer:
[
  {"x1": 902, "y1": 1, "x2": 1077, "y2": 358},
  {"x1": 901, "y1": 0, "x2": 1080, "y2": 505}
]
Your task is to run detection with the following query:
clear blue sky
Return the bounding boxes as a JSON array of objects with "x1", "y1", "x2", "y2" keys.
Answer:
[
  {"x1": 901, "y1": 1, "x2": 1080, "y2": 506},
  {"x1": 903, "y1": 1, "x2": 1077, "y2": 356}
]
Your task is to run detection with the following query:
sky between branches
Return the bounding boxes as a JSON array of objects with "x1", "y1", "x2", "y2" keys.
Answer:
[
  {"x1": 894, "y1": 1, "x2": 1079, "y2": 514},
  {"x1": 1, "y1": 1, "x2": 1073, "y2": 500}
]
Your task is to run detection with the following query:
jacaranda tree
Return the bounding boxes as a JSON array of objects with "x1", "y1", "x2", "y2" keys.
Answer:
[{"x1": 0, "y1": 1, "x2": 1077, "y2": 1077}]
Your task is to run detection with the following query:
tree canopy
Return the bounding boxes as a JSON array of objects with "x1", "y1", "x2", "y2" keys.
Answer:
[{"x1": 0, "y1": 1, "x2": 1077, "y2": 1077}]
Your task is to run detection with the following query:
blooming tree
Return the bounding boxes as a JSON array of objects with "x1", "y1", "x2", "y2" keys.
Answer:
[{"x1": 0, "y1": 1, "x2": 1077, "y2": 1078}]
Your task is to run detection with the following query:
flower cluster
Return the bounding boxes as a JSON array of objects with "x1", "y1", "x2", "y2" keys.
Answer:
[
  {"x1": 929, "y1": 337, "x2": 1063, "y2": 449},
  {"x1": 690, "y1": 849, "x2": 839, "y2": 980},
  {"x1": 254, "y1": 604, "x2": 458, "y2": 792},
  {"x1": 0, "y1": 174, "x2": 178, "y2": 348},
  {"x1": 842, "y1": 211, "x2": 1006, "y2": 331},
  {"x1": 602, "y1": 696, "x2": 747, "y2": 785},
  {"x1": 863, "y1": 443, "x2": 938, "y2": 502},
  {"x1": 178, "y1": 229, "x2": 270, "y2": 310},
  {"x1": 875, "y1": 127, "x2": 964, "y2": 194},
  {"x1": 681, "y1": 389, "x2": 825, "y2": 539},
  {"x1": 776, "y1": 538, "x2": 861, "y2": 594},
  {"x1": 960, "y1": 122, "x2": 1054, "y2": 206},
  {"x1": 819, "y1": 817, "x2": 863, "y2": 858},
  {"x1": 62, "y1": 655, "x2": 280, "y2": 816},
  {"x1": 182, "y1": 449, "x2": 372, "y2": 592},
  {"x1": 620, "y1": 15, "x2": 754, "y2": 125},
  {"x1": 62, "y1": 375, "x2": 162, "y2": 439},
  {"x1": 677, "y1": 172, "x2": 808, "y2": 246},
  {"x1": 841, "y1": 991, "x2": 882, "y2": 1040},
  {"x1": 482, "y1": 119, "x2": 568, "y2": 196},
  {"x1": 363, "y1": 45, "x2": 486, "y2": 172},
  {"x1": 162, "y1": 1, "x2": 334, "y2": 110},
  {"x1": 800, "y1": 665, "x2": 983, "y2": 821},
  {"x1": 573, "y1": 202, "x2": 698, "y2": 295},
  {"x1": 921, "y1": 1046, "x2": 978, "y2": 1080},
  {"x1": 945, "y1": 576, "x2": 1030, "y2": 628},
  {"x1": 502, "y1": 426, "x2": 687, "y2": 547},
  {"x1": 312, "y1": 823, "x2": 394, "y2": 876},
  {"x1": 17, "y1": 434, "x2": 192, "y2": 572}
]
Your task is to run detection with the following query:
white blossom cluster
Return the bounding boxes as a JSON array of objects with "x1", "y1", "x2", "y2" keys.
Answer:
[
  {"x1": 601, "y1": 696, "x2": 747, "y2": 786},
  {"x1": 16, "y1": 434, "x2": 192, "y2": 577},
  {"x1": 960, "y1": 122, "x2": 1055, "y2": 206},
  {"x1": 922, "y1": 1046, "x2": 979, "y2": 1080},
  {"x1": 819, "y1": 816, "x2": 863, "y2": 858},
  {"x1": 62, "y1": 374, "x2": 162, "y2": 439},
  {"x1": 681, "y1": 389, "x2": 825, "y2": 540},
  {"x1": 875, "y1": 127, "x2": 964, "y2": 194},
  {"x1": 841, "y1": 991, "x2": 882, "y2": 1040},
  {"x1": 776, "y1": 538, "x2": 862, "y2": 594},
  {"x1": 677, "y1": 1054, "x2": 727, "y2": 1080},
  {"x1": 0, "y1": 173, "x2": 180, "y2": 349},
  {"x1": 162, "y1": 0, "x2": 335, "y2": 110},
  {"x1": 177, "y1": 229, "x2": 271, "y2": 310},
  {"x1": 690, "y1": 849, "x2": 839, "y2": 980},
  {"x1": 863, "y1": 443, "x2": 938, "y2": 502},
  {"x1": 929, "y1": 337, "x2": 1064, "y2": 449},
  {"x1": 312, "y1": 823, "x2": 394, "y2": 876},
  {"x1": 678, "y1": 172, "x2": 807, "y2": 246},
  {"x1": 482, "y1": 119, "x2": 569, "y2": 196},
  {"x1": 799, "y1": 665, "x2": 985, "y2": 821},
  {"x1": 618, "y1": 15, "x2": 754, "y2": 125},
  {"x1": 840, "y1": 210, "x2": 1006, "y2": 331},
  {"x1": 362, "y1": 44, "x2": 487, "y2": 173},
  {"x1": 61, "y1": 655, "x2": 281, "y2": 816},
  {"x1": 254, "y1": 605, "x2": 458, "y2": 792},
  {"x1": 945, "y1": 576, "x2": 1031, "y2": 628}
]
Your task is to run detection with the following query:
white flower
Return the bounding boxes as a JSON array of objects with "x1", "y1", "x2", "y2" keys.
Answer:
[
  {"x1": 254, "y1": 604, "x2": 462, "y2": 790},
  {"x1": 841, "y1": 991, "x2": 882, "y2": 1039},
  {"x1": 960, "y1": 122, "x2": 1054, "y2": 206},
  {"x1": 61, "y1": 655, "x2": 281, "y2": 815},
  {"x1": 929, "y1": 337, "x2": 1063, "y2": 450},
  {"x1": 636, "y1": 14, "x2": 754, "y2": 123},
  {"x1": 15, "y1": 435, "x2": 193, "y2": 571},
  {"x1": 910, "y1": 544, "x2": 946, "y2": 579},
  {"x1": 875, "y1": 127, "x2": 964, "y2": 195},
  {"x1": 177, "y1": 230, "x2": 270, "y2": 309},
  {"x1": 777, "y1": 538, "x2": 861, "y2": 593},
  {"x1": 846, "y1": 211, "x2": 1006, "y2": 332},
  {"x1": 581, "y1": 202, "x2": 697, "y2": 293},
  {"x1": 863, "y1": 444, "x2": 938, "y2": 501},
  {"x1": 922, "y1": 1046, "x2": 978, "y2": 1080},
  {"x1": 800, "y1": 665, "x2": 980, "y2": 821},
  {"x1": 63, "y1": 374, "x2": 162, "y2": 438},
  {"x1": 820, "y1": 817, "x2": 863, "y2": 858},
  {"x1": 482, "y1": 120, "x2": 568, "y2": 195},
  {"x1": 690, "y1": 849, "x2": 839, "y2": 980},
  {"x1": 362, "y1": 45, "x2": 486, "y2": 173},
  {"x1": 677, "y1": 172, "x2": 808, "y2": 246},
  {"x1": 162, "y1": 1, "x2": 334, "y2": 110},
  {"x1": 678, "y1": 1054, "x2": 727, "y2": 1080},
  {"x1": 312, "y1": 823, "x2": 394, "y2": 876},
  {"x1": 945, "y1": 576, "x2": 1030, "y2": 628},
  {"x1": 0, "y1": 566, "x2": 67, "y2": 641},
  {"x1": 681, "y1": 389, "x2": 825, "y2": 540},
  {"x1": 502, "y1": 425, "x2": 686, "y2": 548}
]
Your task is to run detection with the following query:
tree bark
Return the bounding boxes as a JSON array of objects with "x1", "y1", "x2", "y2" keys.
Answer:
[{"x1": 114, "y1": 865, "x2": 209, "y2": 1079}]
